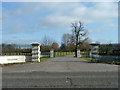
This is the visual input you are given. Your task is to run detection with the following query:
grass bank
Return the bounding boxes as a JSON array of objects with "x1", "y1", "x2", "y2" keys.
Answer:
[
  {"x1": 40, "y1": 57, "x2": 51, "y2": 62},
  {"x1": 80, "y1": 57, "x2": 120, "y2": 65},
  {"x1": 80, "y1": 57, "x2": 91, "y2": 62}
]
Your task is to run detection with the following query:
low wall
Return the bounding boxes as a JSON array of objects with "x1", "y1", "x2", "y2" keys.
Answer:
[{"x1": 0, "y1": 56, "x2": 31, "y2": 64}]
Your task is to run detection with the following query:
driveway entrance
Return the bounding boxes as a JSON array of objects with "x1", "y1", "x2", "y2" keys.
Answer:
[{"x1": 2, "y1": 55, "x2": 118, "y2": 88}]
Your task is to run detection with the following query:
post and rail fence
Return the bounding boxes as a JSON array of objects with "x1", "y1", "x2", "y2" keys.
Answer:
[{"x1": 0, "y1": 43, "x2": 120, "y2": 64}]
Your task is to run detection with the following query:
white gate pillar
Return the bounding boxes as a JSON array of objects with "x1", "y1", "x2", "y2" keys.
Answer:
[
  {"x1": 32, "y1": 43, "x2": 40, "y2": 62},
  {"x1": 77, "y1": 49, "x2": 81, "y2": 58},
  {"x1": 90, "y1": 43, "x2": 99, "y2": 61},
  {"x1": 50, "y1": 49, "x2": 54, "y2": 57}
]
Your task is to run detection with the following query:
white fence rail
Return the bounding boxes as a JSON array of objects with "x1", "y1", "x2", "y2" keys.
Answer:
[
  {"x1": 41, "y1": 55, "x2": 50, "y2": 57},
  {"x1": 0, "y1": 56, "x2": 31, "y2": 64}
]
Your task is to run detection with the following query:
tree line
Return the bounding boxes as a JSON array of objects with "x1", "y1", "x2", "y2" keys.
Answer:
[
  {"x1": 41, "y1": 21, "x2": 90, "y2": 57},
  {"x1": 41, "y1": 33, "x2": 90, "y2": 53},
  {"x1": 1, "y1": 21, "x2": 119, "y2": 56}
]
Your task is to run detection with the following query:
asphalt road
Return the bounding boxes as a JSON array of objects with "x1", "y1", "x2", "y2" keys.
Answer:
[{"x1": 2, "y1": 56, "x2": 118, "y2": 88}]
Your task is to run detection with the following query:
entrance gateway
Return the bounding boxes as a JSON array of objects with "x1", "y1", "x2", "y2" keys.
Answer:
[
  {"x1": 31, "y1": 43, "x2": 55, "y2": 62},
  {"x1": 31, "y1": 43, "x2": 99, "y2": 62},
  {"x1": 31, "y1": 43, "x2": 82, "y2": 62}
]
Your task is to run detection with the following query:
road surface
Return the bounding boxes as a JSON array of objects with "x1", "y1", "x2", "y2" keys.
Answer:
[{"x1": 2, "y1": 56, "x2": 118, "y2": 88}]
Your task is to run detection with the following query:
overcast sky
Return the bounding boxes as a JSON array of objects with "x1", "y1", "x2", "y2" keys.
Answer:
[{"x1": 2, "y1": 1, "x2": 118, "y2": 45}]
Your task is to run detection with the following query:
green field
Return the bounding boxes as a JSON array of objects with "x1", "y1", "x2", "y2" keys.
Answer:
[
  {"x1": 54, "y1": 52, "x2": 75, "y2": 57},
  {"x1": 2, "y1": 53, "x2": 32, "y2": 56},
  {"x1": 2, "y1": 52, "x2": 75, "y2": 56}
]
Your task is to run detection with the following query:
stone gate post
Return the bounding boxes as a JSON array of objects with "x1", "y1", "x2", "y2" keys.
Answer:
[
  {"x1": 90, "y1": 43, "x2": 99, "y2": 61},
  {"x1": 50, "y1": 49, "x2": 54, "y2": 57},
  {"x1": 32, "y1": 43, "x2": 40, "y2": 62},
  {"x1": 77, "y1": 49, "x2": 81, "y2": 58}
]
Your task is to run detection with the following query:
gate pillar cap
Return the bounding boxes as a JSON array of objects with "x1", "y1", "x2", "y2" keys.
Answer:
[
  {"x1": 90, "y1": 43, "x2": 99, "y2": 46},
  {"x1": 32, "y1": 43, "x2": 40, "y2": 46}
]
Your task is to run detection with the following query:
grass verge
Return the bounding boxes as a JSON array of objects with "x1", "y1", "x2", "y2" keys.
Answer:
[
  {"x1": 80, "y1": 57, "x2": 120, "y2": 65},
  {"x1": 40, "y1": 57, "x2": 51, "y2": 62},
  {"x1": 80, "y1": 57, "x2": 91, "y2": 62}
]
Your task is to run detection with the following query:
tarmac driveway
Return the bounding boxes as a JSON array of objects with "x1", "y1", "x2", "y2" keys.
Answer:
[{"x1": 2, "y1": 55, "x2": 118, "y2": 88}]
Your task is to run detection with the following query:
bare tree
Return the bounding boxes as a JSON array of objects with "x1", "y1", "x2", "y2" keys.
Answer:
[
  {"x1": 61, "y1": 33, "x2": 75, "y2": 52},
  {"x1": 62, "y1": 33, "x2": 70, "y2": 46},
  {"x1": 41, "y1": 35, "x2": 55, "y2": 52},
  {"x1": 71, "y1": 21, "x2": 88, "y2": 57},
  {"x1": 41, "y1": 35, "x2": 54, "y2": 46}
]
